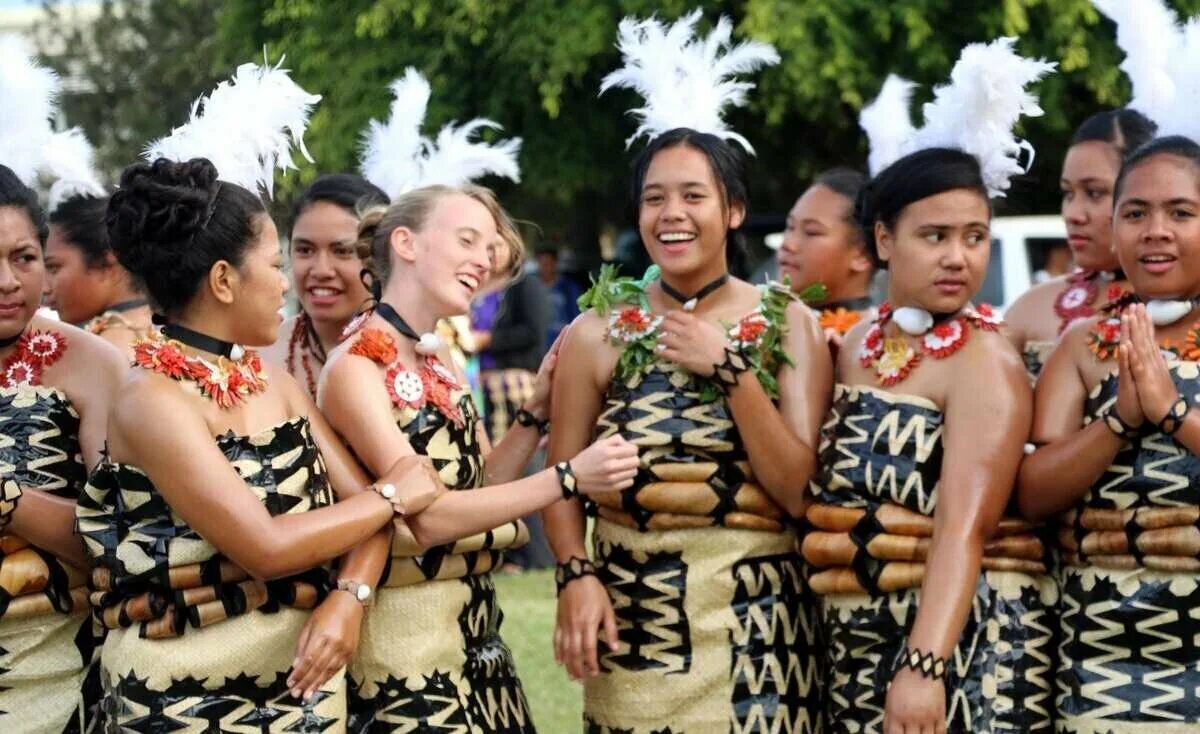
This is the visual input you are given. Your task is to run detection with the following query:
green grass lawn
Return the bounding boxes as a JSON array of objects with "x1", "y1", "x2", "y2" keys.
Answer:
[{"x1": 495, "y1": 568, "x2": 581, "y2": 732}]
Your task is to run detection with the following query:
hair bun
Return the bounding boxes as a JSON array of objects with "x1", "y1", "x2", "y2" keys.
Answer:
[{"x1": 106, "y1": 158, "x2": 220, "y2": 277}]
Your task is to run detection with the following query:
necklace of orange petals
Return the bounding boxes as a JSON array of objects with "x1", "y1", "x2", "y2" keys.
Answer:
[{"x1": 133, "y1": 335, "x2": 267, "y2": 409}]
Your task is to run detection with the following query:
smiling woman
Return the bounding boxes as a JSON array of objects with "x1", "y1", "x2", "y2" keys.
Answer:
[{"x1": 261, "y1": 174, "x2": 388, "y2": 398}]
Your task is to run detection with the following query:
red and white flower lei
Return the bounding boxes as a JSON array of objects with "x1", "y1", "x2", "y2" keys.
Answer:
[
  {"x1": 351, "y1": 328, "x2": 465, "y2": 427},
  {"x1": 858, "y1": 302, "x2": 1004, "y2": 386},
  {"x1": 729, "y1": 312, "x2": 769, "y2": 351},
  {"x1": 0, "y1": 330, "x2": 67, "y2": 388},
  {"x1": 132, "y1": 336, "x2": 267, "y2": 409},
  {"x1": 607, "y1": 306, "x2": 663, "y2": 343}
]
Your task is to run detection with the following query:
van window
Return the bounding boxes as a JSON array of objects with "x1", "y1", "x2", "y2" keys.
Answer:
[{"x1": 979, "y1": 238, "x2": 1005, "y2": 306}]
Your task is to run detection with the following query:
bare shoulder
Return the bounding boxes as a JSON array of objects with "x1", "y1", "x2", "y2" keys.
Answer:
[{"x1": 1004, "y1": 275, "x2": 1070, "y2": 339}]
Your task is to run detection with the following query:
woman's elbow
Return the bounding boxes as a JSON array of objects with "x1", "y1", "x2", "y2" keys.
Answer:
[{"x1": 405, "y1": 515, "x2": 449, "y2": 550}]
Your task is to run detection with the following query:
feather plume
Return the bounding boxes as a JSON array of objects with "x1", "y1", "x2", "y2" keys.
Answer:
[
  {"x1": 43, "y1": 128, "x2": 106, "y2": 209},
  {"x1": 864, "y1": 38, "x2": 1054, "y2": 197},
  {"x1": 359, "y1": 68, "x2": 521, "y2": 197},
  {"x1": 419, "y1": 121, "x2": 521, "y2": 189},
  {"x1": 360, "y1": 68, "x2": 431, "y2": 199},
  {"x1": 859, "y1": 75, "x2": 916, "y2": 176},
  {"x1": 1159, "y1": 18, "x2": 1200, "y2": 139},
  {"x1": 600, "y1": 10, "x2": 779, "y2": 154},
  {"x1": 146, "y1": 58, "x2": 320, "y2": 197},
  {"x1": 0, "y1": 34, "x2": 60, "y2": 185},
  {"x1": 1093, "y1": 0, "x2": 1178, "y2": 123}
]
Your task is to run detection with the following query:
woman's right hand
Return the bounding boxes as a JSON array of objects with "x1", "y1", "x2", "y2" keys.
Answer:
[
  {"x1": 1116, "y1": 340, "x2": 1145, "y2": 429},
  {"x1": 554, "y1": 574, "x2": 619, "y2": 680},
  {"x1": 375, "y1": 454, "x2": 444, "y2": 516},
  {"x1": 568, "y1": 435, "x2": 640, "y2": 494}
]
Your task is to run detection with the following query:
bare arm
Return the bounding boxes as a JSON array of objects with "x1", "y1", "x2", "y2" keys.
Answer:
[
  {"x1": 725, "y1": 302, "x2": 831, "y2": 516},
  {"x1": 112, "y1": 380, "x2": 394, "y2": 581},
  {"x1": 1016, "y1": 326, "x2": 1122, "y2": 521}
]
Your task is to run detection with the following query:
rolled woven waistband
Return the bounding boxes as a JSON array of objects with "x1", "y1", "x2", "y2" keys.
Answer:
[
  {"x1": 0, "y1": 536, "x2": 89, "y2": 620},
  {"x1": 1058, "y1": 506, "x2": 1200, "y2": 570},
  {"x1": 804, "y1": 501, "x2": 1046, "y2": 595}
]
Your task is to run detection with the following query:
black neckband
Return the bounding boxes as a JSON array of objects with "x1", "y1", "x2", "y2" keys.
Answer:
[
  {"x1": 376, "y1": 302, "x2": 422, "y2": 341},
  {"x1": 160, "y1": 322, "x2": 240, "y2": 359},
  {"x1": 660, "y1": 273, "x2": 729, "y2": 306},
  {"x1": 0, "y1": 328, "x2": 25, "y2": 350},
  {"x1": 106, "y1": 298, "x2": 149, "y2": 314}
]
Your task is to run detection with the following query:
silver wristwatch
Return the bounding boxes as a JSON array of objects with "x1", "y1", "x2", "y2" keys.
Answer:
[{"x1": 336, "y1": 578, "x2": 373, "y2": 606}]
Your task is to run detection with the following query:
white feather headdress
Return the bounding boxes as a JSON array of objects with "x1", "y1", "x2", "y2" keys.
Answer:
[
  {"x1": 145, "y1": 58, "x2": 320, "y2": 198},
  {"x1": 0, "y1": 34, "x2": 104, "y2": 205},
  {"x1": 359, "y1": 67, "x2": 521, "y2": 199},
  {"x1": 1093, "y1": 0, "x2": 1200, "y2": 141},
  {"x1": 860, "y1": 38, "x2": 1055, "y2": 197},
  {"x1": 600, "y1": 10, "x2": 779, "y2": 154}
]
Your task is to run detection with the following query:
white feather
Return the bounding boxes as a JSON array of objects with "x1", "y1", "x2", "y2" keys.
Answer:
[
  {"x1": 600, "y1": 11, "x2": 779, "y2": 154},
  {"x1": 146, "y1": 58, "x2": 320, "y2": 197},
  {"x1": 0, "y1": 34, "x2": 60, "y2": 185},
  {"x1": 1157, "y1": 18, "x2": 1200, "y2": 139},
  {"x1": 889, "y1": 38, "x2": 1055, "y2": 197},
  {"x1": 1093, "y1": 0, "x2": 1179, "y2": 123},
  {"x1": 359, "y1": 68, "x2": 521, "y2": 197},
  {"x1": 360, "y1": 68, "x2": 431, "y2": 199},
  {"x1": 43, "y1": 128, "x2": 106, "y2": 209},
  {"x1": 859, "y1": 75, "x2": 917, "y2": 176},
  {"x1": 420, "y1": 120, "x2": 522, "y2": 189}
]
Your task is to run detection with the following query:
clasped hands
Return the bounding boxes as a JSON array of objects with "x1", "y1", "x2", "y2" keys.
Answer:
[{"x1": 1114, "y1": 304, "x2": 1185, "y2": 431}]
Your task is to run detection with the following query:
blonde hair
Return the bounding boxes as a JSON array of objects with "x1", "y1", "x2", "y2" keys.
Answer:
[{"x1": 355, "y1": 184, "x2": 525, "y2": 290}]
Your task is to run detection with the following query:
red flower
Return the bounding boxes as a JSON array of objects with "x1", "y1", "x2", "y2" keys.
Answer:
[
  {"x1": 734, "y1": 314, "x2": 768, "y2": 344},
  {"x1": 1, "y1": 359, "x2": 38, "y2": 387},
  {"x1": 350, "y1": 328, "x2": 399, "y2": 365},
  {"x1": 24, "y1": 331, "x2": 66, "y2": 366},
  {"x1": 615, "y1": 307, "x2": 651, "y2": 331}
]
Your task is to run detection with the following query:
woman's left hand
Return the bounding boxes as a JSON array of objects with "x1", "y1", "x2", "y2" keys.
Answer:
[
  {"x1": 287, "y1": 590, "x2": 364, "y2": 701},
  {"x1": 655, "y1": 311, "x2": 731, "y2": 376},
  {"x1": 1124, "y1": 305, "x2": 1180, "y2": 424}
]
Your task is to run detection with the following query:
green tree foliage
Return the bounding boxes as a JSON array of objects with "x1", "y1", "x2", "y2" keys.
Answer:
[
  {"x1": 40, "y1": 0, "x2": 1200, "y2": 255},
  {"x1": 34, "y1": 0, "x2": 230, "y2": 178}
]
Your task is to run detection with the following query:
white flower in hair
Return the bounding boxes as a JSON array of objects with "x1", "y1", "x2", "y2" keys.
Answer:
[
  {"x1": 145, "y1": 57, "x2": 320, "y2": 198},
  {"x1": 861, "y1": 38, "x2": 1055, "y2": 197},
  {"x1": 359, "y1": 66, "x2": 521, "y2": 199},
  {"x1": 600, "y1": 10, "x2": 779, "y2": 154}
]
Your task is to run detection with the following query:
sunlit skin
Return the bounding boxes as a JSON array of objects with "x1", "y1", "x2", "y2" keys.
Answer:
[
  {"x1": 836, "y1": 187, "x2": 1031, "y2": 733},
  {"x1": 1006, "y1": 140, "x2": 1129, "y2": 351},
  {"x1": 1020, "y1": 152, "x2": 1200, "y2": 521},
  {"x1": 544, "y1": 142, "x2": 832, "y2": 683},
  {"x1": 778, "y1": 183, "x2": 872, "y2": 303}
]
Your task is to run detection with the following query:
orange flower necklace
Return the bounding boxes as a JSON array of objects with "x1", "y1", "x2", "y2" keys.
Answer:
[{"x1": 133, "y1": 332, "x2": 267, "y2": 409}]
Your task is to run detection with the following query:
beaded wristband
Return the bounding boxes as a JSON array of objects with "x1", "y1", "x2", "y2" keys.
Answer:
[
  {"x1": 711, "y1": 346, "x2": 751, "y2": 392},
  {"x1": 1157, "y1": 396, "x2": 1191, "y2": 436},
  {"x1": 554, "y1": 556, "x2": 597, "y2": 595},
  {"x1": 515, "y1": 408, "x2": 550, "y2": 436},
  {"x1": 1103, "y1": 407, "x2": 1139, "y2": 440},
  {"x1": 894, "y1": 646, "x2": 948, "y2": 681},
  {"x1": 555, "y1": 461, "x2": 579, "y2": 500},
  {"x1": 0, "y1": 478, "x2": 22, "y2": 532}
]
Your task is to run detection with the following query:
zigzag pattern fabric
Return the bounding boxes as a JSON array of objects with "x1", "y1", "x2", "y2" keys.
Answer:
[
  {"x1": 348, "y1": 379, "x2": 533, "y2": 733},
  {"x1": 810, "y1": 384, "x2": 1056, "y2": 733},
  {"x1": 78, "y1": 417, "x2": 342, "y2": 732},
  {"x1": 1057, "y1": 362, "x2": 1200, "y2": 731},
  {"x1": 583, "y1": 355, "x2": 823, "y2": 732},
  {"x1": 0, "y1": 384, "x2": 96, "y2": 734}
]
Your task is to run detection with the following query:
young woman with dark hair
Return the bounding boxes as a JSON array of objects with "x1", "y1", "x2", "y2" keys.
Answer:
[
  {"x1": 1018, "y1": 134, "x2": 1200, "y2": 731},
  {"x1": 74, "y1": 157, "x2": 445, "y2": 731},
  {"x1": 1005, "y1": 108, "x2": 1157, "y2": 378},
  {"x1": 804, "y1": 43, "x2": 1056, "y2": 733},
  {"x1": 261, "y1": 174, "x2": 388, "y2": 398},
  {"x1": 779, "y1": 167, "x2": 875, "y2": 348},
  {"x1": 544, "y1": 15, "x2": 830, "y2": 730},
  {"x1": 0, "y1": 164, "x2": 126, "y2": 733},
  {"x1": 43, "y1": 193, "x2": 155, "y2": 355}
]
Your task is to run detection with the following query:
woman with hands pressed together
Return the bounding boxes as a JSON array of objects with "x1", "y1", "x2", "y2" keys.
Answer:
[
  {"x1": 804, "y1": 41, "x2": 1056, "y2": 734},
  {"x1": 543, "y1": 14, "x2": 830, "y2": 731},
  {"x1": 1018, "y1": 135, "x2": 1200, "y2": 731}
]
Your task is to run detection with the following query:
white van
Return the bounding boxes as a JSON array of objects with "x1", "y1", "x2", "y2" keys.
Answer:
[{"x1": 985, "y1": 215, "x2": 1066, "y2": 311}]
